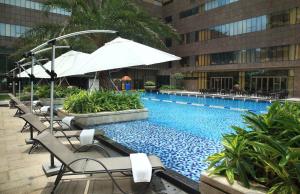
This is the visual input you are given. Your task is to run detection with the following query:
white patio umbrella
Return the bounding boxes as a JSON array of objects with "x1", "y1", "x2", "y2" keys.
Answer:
[
  {"x1": 82, "y1": 37, "x2": 181, "y2": 73},
  {"x1": 18, "y1": 50, "x2": 90, "y2": 78}
]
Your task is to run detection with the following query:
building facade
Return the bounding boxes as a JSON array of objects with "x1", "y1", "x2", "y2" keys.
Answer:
[
  {"x1": 0, "y1": 0, "x2": 69, "y2": 90},
  {"x1": 142, "y1": 0, "x2": 300, "y2": 97},
  {"x1": 1, "y1": 0, "x2": 300, "y2": 96}
]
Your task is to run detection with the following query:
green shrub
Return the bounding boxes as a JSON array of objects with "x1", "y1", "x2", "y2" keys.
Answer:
[
  {"x1": 207, "y1": 102, "x2": 300, "y2": 194},
  {"x1": 23, "y1": 85, "x2": 37, "y2": 93},
  {"x1": 63, "y1": 90, "x2": 144, "y2": 114},
  {"x1": 36, "y1": 85, "x2": 50, "y2": 98},
  {"x1": 20, "y1": 94, "x2": 38, "y2": 101},
  {"x1": 160, "y1": 85, "x2": 177, "y2": 90},
  {"x1": 35, "y1": 85, "x2": 81, "y2": 98},
  {"x1": 144, "y1": 81, "x2": 156, "y2": 86},
  {"x1": 55, "y1": 86, "x2": 81, "y2": 98}
]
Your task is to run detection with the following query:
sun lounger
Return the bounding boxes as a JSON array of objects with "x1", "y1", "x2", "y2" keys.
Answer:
[
  {"x1": 34, "y1": 131, "x2": 165, "y2": 193},
  {"x1": 20, "y1": 113, "x2": 84, "y2": 153}
]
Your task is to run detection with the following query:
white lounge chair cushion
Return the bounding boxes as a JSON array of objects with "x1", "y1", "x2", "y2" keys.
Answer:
[
  {"x1": 61, "y1": 116, "x2": 75, "y2": 129},
  {"x1": 40, "y1": 106, "x2": 50, "y2": 113},
  {"x1": 80, "y1": 129, "x2": 95, "y2": 145},
  {"x1": 130, "y1": 153, "x2": 152, "y2": 183}
]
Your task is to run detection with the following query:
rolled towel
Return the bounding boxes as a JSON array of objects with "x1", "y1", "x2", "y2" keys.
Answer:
[
  {"x1": 32, "y1": 100, "x2": 40, "y2": 106},
  {"x1": 130, "y1": 153, "x2": 152, "y2": 183},
  {"x1": 80, "y1": 129, "x2": 95, "y2": 145},
  {"x1": 61, "y1": 116, "x2": 75, "y2": 129},
  {"x1": 40, "y1": 106, "x2": 50, "y2": 113}
]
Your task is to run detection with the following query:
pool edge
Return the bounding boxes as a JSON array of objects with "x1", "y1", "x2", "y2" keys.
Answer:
[{"x1": 94, "y1": 134, "x2": 200, "y2": 194}]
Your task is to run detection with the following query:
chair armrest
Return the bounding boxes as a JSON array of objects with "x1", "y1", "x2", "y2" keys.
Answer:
[{"x1": 66, "y1": 157, "x2": 127, "y2": 194}]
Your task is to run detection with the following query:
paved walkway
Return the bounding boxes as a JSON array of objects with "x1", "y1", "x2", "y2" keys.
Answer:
[{"x1": 0, "y1": 107, "x2": 187, "y2": 194}]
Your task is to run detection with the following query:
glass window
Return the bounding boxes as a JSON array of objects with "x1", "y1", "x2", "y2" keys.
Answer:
[
  {"x1": 283, "y1": 46, "x2": 289, "y2": 60},
  {"x1": 26, "y1": 0, "x2": 30, "y2": 8},
  {"x1": 262, "y1": 16, "x2": 267, "y2": 30},
  {"x1": 251, "y1": 17, "x2": 257, "y2": 32},
  {"x1": 276, "y1": 46, "x2": 283, "y2": 61},
  {"x1": 260, "y1": 48, "x2": 267, "y2": 62},
  {"x1": 257, "y1": 16, "x2": 262, "y2": 31},
  {"x1": 16, "y1": 0, "x2": 21, "y2": 6},
  {"x1": 241, "y1": 50, "x2": 246, "y2": 63},
  {"x1": 186, "y1": 33, "x2": 191, "y2": 44},
  {"x1": 10, "y1": 25, "x2": 16, "y2": 37},
  {"x1": 5, "y1": 24, "x2": 10, "y2": 36},
  {"x1": 20, "y1": 0, "x2": 25, "y2": 7},
  {"x1": 0, "y1": 23, "x2": 5, "y2": 36},
  {"x1": 237, "y1": 21, "x2": 243, "y2": 34},
  {"x1": 255, "y1": 48, "x2": 261, "y2": 62},
  {"x1": 229, "y1": 23, "x2": 234, "y2": 36},
  {"x1": 242, "y1": 19, "x2": 247, "y2": 33},
  {"x1": 11, "y1": 0, "x2": 16, "y2": 5},
  {"x1": 297, "y1": 8, "x2": 300, "y2": 24},
  {"x1": 31, "y1": 1, "x2": 35, "y2": 9},
  {"x1": 15, "y1": 25, "x2": 21, "y2": 37},
  {"x1": 246, "y1": 19, "x2": 252, "y2": 33},
  {"x1": 233, "y1": 22, "x2": 238, "y2": 35}
]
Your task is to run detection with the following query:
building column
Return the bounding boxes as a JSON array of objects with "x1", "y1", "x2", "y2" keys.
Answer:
[
  {"x1": 239, "y1": 72, "x2": 245, "y2": 90},
  {"x1": 288, "y1": 69, "x2": 295, "y2": 97},
  {"x1": 198, "y1": 72, "x2": 207, "y2": 90}
]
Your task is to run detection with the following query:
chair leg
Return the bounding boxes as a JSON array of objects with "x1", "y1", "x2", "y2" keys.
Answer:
[
  {"x1": 20, "y1": 122, "x2": 30, "y2": 133},
  {"x1": 52, "y1": 165, "x2": 65, "y2": 193},
  {"x1": 28, "y1": 142, "x2": 38, "y2": 154}
]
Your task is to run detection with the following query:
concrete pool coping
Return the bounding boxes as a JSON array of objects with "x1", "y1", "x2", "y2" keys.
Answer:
[
  {"x1": 159, "y1": 90, "x2": 276, "y2": 103},
  {"x1": 94, "y1": 133, "x2": 200, "y2": 194}
]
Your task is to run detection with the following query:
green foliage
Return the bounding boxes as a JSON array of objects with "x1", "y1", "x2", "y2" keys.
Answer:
[
  {"x1": 55, "y1": 86, "x2": 81, "y2": 98},
  {"x1": 144, "y1": 81, "x2": 156, "y2": 86},
  {"x1": 0, "y1": 94, "x2": 9, "y2": 101},
  {"x1": 207, "y1": 102, "x2": 300, "y2": 194},
  {"x1": 171, "y1": 73, "x2": 184, "y2": 80},
  {"x1": 36, "y1": 85, "x2": 51, "y2": 98},
  {"x1": 159, "y1": 85, "x2": 180, "y2": 90},
  {"x1": 20, "y1": 94, "x2": 38, "y2": 101},
  {"x1": 35, "y1": 85, "x2": 81, "y2": 98},
  {"x1": 11, "y1": 0, "x2": 179, "y2": 61},
  {"x1": 63, "y1": 90, "x2": 144, "y2": 114}
]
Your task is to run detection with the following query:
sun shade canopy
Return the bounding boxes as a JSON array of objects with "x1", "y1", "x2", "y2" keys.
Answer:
[
  {"x1": 82, "y1": 37, "x2": 181, "y2": 74},
  {"x1": 18, "y1": 50, "x2": 90, "y2": 78}
]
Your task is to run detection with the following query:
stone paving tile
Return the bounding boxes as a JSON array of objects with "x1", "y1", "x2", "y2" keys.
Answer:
[{"x1": 0, "y1": 107, "x2": 189, "y2": 194}]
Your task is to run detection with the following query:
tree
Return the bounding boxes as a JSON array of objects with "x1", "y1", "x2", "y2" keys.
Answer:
[{"x1": 11, "y1": 0, "x2": 179, "y2": 60}]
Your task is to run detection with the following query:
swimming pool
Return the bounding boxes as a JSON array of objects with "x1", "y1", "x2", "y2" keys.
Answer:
[{"x1": 95, "y1": 93, "x2": 271, "y2": 181}]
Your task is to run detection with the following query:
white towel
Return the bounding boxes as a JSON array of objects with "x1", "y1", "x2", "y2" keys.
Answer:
[
  {"x1": 61, "y1": 116, "x2": 74, "y2": 129},
  {"x1": 130, "y1": 153, "x2": 152, "y2": 183},
  {"x1": 40, "y1": 106, "x2": 50, "y2": 113},
  {"x1": 33, "y1": 100, "x2": 40, "y2": 106},
  {"x1": 80, "y1": 129, "x2": 95, "y2": 145}
]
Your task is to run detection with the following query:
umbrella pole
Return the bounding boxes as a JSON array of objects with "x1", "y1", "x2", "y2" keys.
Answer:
[
  {"x1": 12, "y1": 69, "x2": 16, "y2": 96},
  {"x1": 49, "y1": 43, "x2": 56, "y2": 168},
  {"x1": 30, "y1": 57, "x2": 35, "y2": 113},
  {"x1": 18, "y1": 65, "x2": 21, "y2": 100}
]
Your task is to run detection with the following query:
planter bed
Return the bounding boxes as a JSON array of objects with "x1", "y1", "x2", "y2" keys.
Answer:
[
  {"x1": 200, "y1": 171, "x2": 266, "y2": 194},
  {"x1": 39, "y1": 98, "x2": 65, "y2": 106},
  {"x1": 57, "y1": 108, "x2": 148, "y2": 126}
]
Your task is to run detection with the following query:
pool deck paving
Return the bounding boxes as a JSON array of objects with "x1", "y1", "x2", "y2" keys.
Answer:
[{"x1": 0, "y1": 106, "x2": 188, "y2": 194}]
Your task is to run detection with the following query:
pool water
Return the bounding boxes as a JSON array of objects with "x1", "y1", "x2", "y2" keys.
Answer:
[{"x1": 95, "y1": 93, "x2": 270, "y2": 181}]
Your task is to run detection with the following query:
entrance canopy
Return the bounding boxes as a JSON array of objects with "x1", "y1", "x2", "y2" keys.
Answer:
[
  {"x1": 82, "y1": 37, "x2": 181, "y2": 74},
  {"x1": 18, "y1": 50, "x2": 90, "y2": 78}
]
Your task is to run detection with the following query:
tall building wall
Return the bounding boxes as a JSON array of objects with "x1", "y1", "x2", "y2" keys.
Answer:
[
  {"x1": 154, "y1": 0, "x2": 300, "y2": 97},
  {"x1": 0, "y1": 0, "x2": 69, "y2": 75}
]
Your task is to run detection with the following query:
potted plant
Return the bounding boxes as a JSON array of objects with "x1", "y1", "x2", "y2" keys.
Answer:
[
  {"x1": 202, "y1": 102, "x2": 300, "y2": 194},
  {"x1": 144, "y1": 81, "x2": 156, "y2": 92}
]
